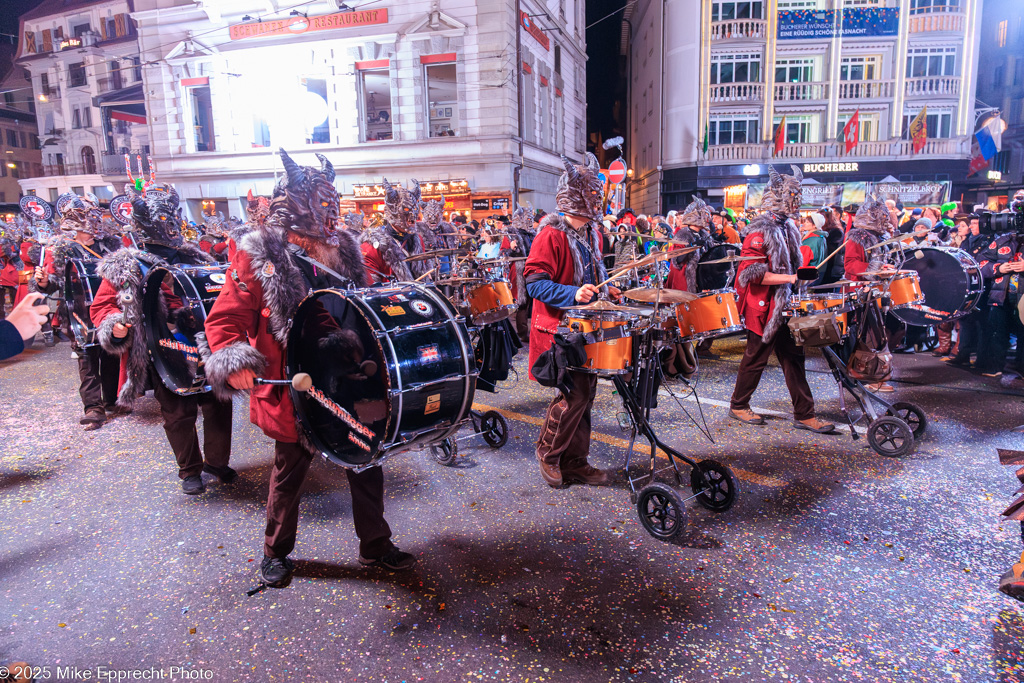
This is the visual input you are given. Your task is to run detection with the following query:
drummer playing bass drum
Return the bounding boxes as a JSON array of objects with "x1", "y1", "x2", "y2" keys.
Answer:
[
  {"x1": 525, "y1": 153, "x2": 621, "y2": 488},
  {"x1": 203, "y1": 149, "x2": 415, "y2": 590}
]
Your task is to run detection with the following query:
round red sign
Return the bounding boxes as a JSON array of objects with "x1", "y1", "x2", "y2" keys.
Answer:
[{"x1": 607, "y1": 158, "x2": 628, "y2": 184}]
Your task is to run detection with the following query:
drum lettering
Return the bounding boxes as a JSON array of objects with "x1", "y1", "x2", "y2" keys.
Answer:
[{"x1": 307, "y1": 385, "x2": 376, "y2": 440}]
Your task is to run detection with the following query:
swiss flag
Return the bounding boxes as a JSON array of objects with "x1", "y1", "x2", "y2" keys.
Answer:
[
  {"x1": 773, "y1": 116, "x2": 787, "y2": 156},
  {"x1": 843, "y1": 110, "x2": 860, "y2": 154}
]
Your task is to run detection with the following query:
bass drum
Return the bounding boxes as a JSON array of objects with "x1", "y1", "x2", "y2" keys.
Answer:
[
  {"x1": 142, "y1": 264, "x2": 228, "y2": 395},
  {"x1": 697, "y1": 243, "x2": 741, "y2": 291},
  {"x1": 64, "y1": 258, "x2": 102, "y2": 348},
  {"x1": 287, "y1": 282, "x2": 477, "y2": 468},
  {"x1": 891, "y1": 247, "x2": 983, "y2": 326}
]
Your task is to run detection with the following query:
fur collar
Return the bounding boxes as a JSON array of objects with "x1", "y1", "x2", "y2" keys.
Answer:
[
  {"x1": 359, "y1": 226, "x2": 413, "y2": 280},
  {"x1": 400, "y1": 221, "x2": 440, "y2": 278},
  {"x1": 736, "y1": 213, "x2": 802, "y2": 342},
  {"x1": 538, "y1": 214, "x2": 609, "y2": 293}
]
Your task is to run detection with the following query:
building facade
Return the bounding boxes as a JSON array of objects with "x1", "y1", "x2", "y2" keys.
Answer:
[
  {"x1": 625, "y1": 0, "x2": 983, "y2": 214},
  {"x1": 15, "y1": 0, "x2": 149, "y2": 204},
  {"x1": 0, "y1": 45, "x2": 44, "y2": 216},
  {"x1": 124, "y1": 0, "x2": 586, "y2": 222},
  {"x1": 966, "y1": 0, "x2": 1023, "y2": 208}
]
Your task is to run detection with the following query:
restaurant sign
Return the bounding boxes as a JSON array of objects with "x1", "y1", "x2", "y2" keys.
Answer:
[{"x1": 229, "y1": 8, "x2": 388, "y2": 41}]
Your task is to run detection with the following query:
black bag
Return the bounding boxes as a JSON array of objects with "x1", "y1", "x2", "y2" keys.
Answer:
[
  {"x1": 530, "y1": 332, "x2": 588, "y2": 396},
  {"x1": 475, "y1": 319, "x2": 522, "y2": 392},
  {"x1": 847, "y1": 300, "x2": 893, "y2": 383}
]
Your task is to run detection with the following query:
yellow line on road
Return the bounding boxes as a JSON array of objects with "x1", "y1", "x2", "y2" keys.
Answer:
[{"x1": 472, "y1": 402, "x2": 787, "y2": 489}]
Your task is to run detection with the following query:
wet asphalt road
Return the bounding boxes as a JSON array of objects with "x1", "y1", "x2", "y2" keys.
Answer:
[{"x1": 1, "y1": 337, "x2": 1023, "y2": 682}]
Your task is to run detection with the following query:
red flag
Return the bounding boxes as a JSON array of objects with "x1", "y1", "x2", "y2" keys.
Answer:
[
  {"x1": 773, "y1": 116, "x2": 786, "y2": 156},
  {"x1": 843, "y1": 110, "x2": 860, "y2": 154},
  {"x1": 909, "y1": 107, "x2": 928, "y2": 154}
]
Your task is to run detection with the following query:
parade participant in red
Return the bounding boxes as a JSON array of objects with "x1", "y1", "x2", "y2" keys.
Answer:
[
  {"x1": 728, "y1": 166, "x2": 835, "y2": 433},
  {"x1": 382, "y1": 178, "x2": 440, "y2": 279},
  {"x1": 844, "y1": 194, "x2": 893, "y2": 281},
  {"x1": 32, "y1": 193, "x2": 124, "y2": 429},
  {"x1": 203, "y1": 149, "x2": 413, "y2": 589},
  {"x1": 90, "y1": 184, "x2": 234, "y2": 494},
  {"x1": 665, "y1": 196, "x2": 713, "y2": 292},
  {"x1": 355, "y1": 210, "x2": 413, "y2": 283},
  {"x1": 524, "y1": 153, "x2": 621, "y2": 488},
  {"x1": 0, "y1": 228, "x2": 21, "y2": 317}
]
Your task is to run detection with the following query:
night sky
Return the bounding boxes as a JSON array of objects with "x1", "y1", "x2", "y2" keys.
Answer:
[{"x1": 585, "y1": 0, "x2": 628, "y2": 151}]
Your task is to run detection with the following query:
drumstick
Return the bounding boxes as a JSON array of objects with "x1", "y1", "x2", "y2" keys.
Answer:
[
  {"x1": 415, "y1": 268, "x2": 435, "y2": 282},
  {"x1": 815, "y1": 239, "x2": 849, "y2": 270},
  {"x1": 254, "y1": 373, "x2": 312, "y2": 392}
]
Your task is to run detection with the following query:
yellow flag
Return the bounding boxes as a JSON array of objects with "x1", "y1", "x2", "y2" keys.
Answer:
[{"x1": 909, "y1": 107, "x2": 928, "y2": 154}]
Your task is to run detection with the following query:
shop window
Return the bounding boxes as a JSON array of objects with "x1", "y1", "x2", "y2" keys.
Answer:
[
  {"x1": 360, "y1": 69, "x2": 393, "y2": 142},
  {"x1": 426, "y1": 63, "x2": 459, "y2": 137},
  {"x1": 69, "y1": 62, "x2": 87, "y2": 88},
  {"x1": 772, "y1": 115, "x2": 816, "y2": 144},
  {"x1": 189, "y1": 86, "x2": 215, "y2": 151},
  {"x1": 909, "y1": 0, "x2": 959, "y2": 14},
  {"x1": 711, "y1": 1, "x2": 763, "y2": 22},
  {"x1": 906, "y1": 46, "x2": 957, "y2": 78},
  {"x1": 902, "y1": 110, "x2": 952, "y2": 138},
  {"x1": 81, "y1": 146, "x2": 96, "y2": 174},
  {"x1": 709, "y1": 116, "x2": 760, "y2": 145},
  {"x1": 837, "y1": 112, "x2": 879, "y2": 141},
  {"x1": 710, "y1": 53, "x2": 761, "y2": 84}
]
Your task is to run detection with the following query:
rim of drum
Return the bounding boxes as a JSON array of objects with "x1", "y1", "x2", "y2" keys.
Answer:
[
  {"x1": 64, "y1": 259, "x2": 95, "y2": 345},
  {"x1": 142, "y1": 265, "x2": 210, "y2": 395}
]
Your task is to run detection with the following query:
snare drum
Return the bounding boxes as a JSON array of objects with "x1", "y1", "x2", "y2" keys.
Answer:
[
  {"x1": 465, "y1": 279, "x2": 516, "y2": 325},
  {"x1": 675, "y1": 289, "x2": 744, "y2": 342},
  {"x1": 565, "y1": 311, "x2": 636, "y2": 375},
  {"x1": 886, "y1": 271, "x2": 924, "y2": 309},
  {"x1": 789, "y1": 292, "x2": 852, "y2": 336},
  {"x1": 64, "y1": 258, "x2": 102, "y2": 347}
]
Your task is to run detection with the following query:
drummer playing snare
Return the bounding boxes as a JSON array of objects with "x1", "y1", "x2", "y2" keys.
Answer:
[{"x1": 524, "y1": 153, "x2": 621, "y2": 488}]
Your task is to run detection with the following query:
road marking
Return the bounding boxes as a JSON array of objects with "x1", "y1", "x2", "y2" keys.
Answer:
[{"x1": 472, "y1": 402, "x2": 788, "y2": 489}]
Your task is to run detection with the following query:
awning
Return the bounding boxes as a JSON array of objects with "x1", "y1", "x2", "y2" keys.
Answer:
[{"x1": 94, "y1": 83, "x2": 147, "y2": 125}]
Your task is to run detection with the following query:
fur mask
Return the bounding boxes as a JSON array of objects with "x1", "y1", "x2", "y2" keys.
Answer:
[
  {"x1": 556, "y1": 153, "x2": 604, "y2": 221},
  {"x1": 678, "y1": 195, "x2": 712, "y2": 229},
  {"x1": 511, "y1": 205, "x2": 533, "y2": 234},
  {"x1": 760, "y1": 165, "x2": 803, "y2": 217},
  {"x1": 129, "y1": 184, "x2": 184, "y2": 247},
  {"x1": 853, "y1": 193, "x2": 891, "y2": 234},
  {"x1": 420, "y1": 196, "x2": 446, "y2": 229},
  {"x1": 383, "y1": 178, "x2": 421, "y2": 233},
  {"x1": 202, "y1": 211, "x2": 228, "y2": 238},
  {"x1": 342, "y1": 211, "x2": 365, "y2": 231},
  {"x1": 267, "y1": 148, "x2": 341, "y2": 245},
  {"x1": 58, "y1": 192, "x2": 104, "y2": 236},
  {"x1": 245, "y1": 190, "x2": 270, "y2": 229}
]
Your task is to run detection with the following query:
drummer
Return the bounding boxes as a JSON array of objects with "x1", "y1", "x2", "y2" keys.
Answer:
[
  {"x1": 665, "y1": 196, "x2": 713, "y2": 293},
  {"x1": 32, "y1": 193, "x2": 124, "y2": 429},
  {"x1": 204, "y1": 150, "x2": 413, "y2": 589},
  {"x1": 844, "y1": 195, "x2": 896, "y2": 282},
  {"x1": 90, "y1": 184, "x2": 235, "y2": 495},
  {"x1": 525, "y1": 153, "x2": 620, "y2": 488}
]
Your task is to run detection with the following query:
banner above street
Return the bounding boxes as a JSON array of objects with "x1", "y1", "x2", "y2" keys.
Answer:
[
  {"x1": 777, "y1": 8, "x2": 899, "y2": 41},
  {"x1": 229, "y1": 8, "x2": 389, "y2": 41}
]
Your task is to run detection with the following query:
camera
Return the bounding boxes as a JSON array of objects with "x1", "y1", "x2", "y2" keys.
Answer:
[{"x1": 978, "y1": 210, "x2": 1024, "y2": 235}]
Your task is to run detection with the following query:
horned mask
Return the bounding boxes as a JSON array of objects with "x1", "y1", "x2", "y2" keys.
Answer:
[
  {"x1": 760, "y1": 165, "x2": 803, "y2": 217},
  {"x1": 382, "y1": 178, "x2": 421, "y2": 233},
  {"x1": 268, "y1": 148, "x2": 341, "y2": 244},
  {"x1": 129, "y1": 184, "x2": 184, "y2": 247},
  {"x1": 556, "y1": 153, "x2": 604, "y2": 221}
]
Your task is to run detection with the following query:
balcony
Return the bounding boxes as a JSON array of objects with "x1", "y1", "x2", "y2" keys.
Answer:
[
  {"x1": 42, "y1": 163, "x2": 98, "y2": 176},
  {"x1": 705, "y1": 136, "x2": 971, "y2": 164},
  {"x1": 97, "y1": 76, "x2": 125, "y2": 94},
  {"x1": 710, "y1": 19, "x2": 767, "y2": 41},
  {"x1": 908, "y1": 11, "x2": 965, "y2": 33},
  {"x1": 101, "y1": 151, "x2": 151, "y2": 177},
  {"x1": 904, "y1": 76, "x2": 961, "y2": 98},
  {"x1": 837, "y1": 80, "x2": 895, "y2": 100},
  {"x1": 773, "y1": 81, "x2": 829, "y2": 102},
  {"x1": 710, "y1": 82, "x2": 764, "y2": 103}
]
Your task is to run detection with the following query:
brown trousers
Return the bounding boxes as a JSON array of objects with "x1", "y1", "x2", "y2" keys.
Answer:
[
  {"x1": 730, "y1": 330, "x2": 815, "y2": 421},
  {"x1": 536, "y1": 370, "x2": 598, "y2": 470},
  {"x1": 151, "y1": 370, "x2": 233, "y2": 479},
  {"x1": 78, "y1": 344, "x2": 120, "y2": 413},
  {"x1": 266, "y1": 441, "x2": 394, "y2": 560}
]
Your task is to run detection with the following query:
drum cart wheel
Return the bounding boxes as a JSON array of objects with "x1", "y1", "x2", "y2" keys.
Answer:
[
  {"x1": 690, "y1": 460, "x2": 739, "y2": 512},
  {"x1": 477, "y1": 410, "x2": 508, "y2": 448},
  {"x1": 885, "y1": 402, "x2": 927, "y2": 439},
  {"x1": 867, "y1": 417, "x2": 915, "y2": 457},
  {"x1": 430, "y1": 437, "x2": 458, "y2": 465},
  {"x1": 636, "y1": 483, "x2": 687, "y2": 541}
]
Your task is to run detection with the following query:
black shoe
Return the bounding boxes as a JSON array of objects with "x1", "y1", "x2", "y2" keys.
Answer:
[
  {"x1": 43, "y1": 331, "x2": 55, "y2": 347},
  {"x1": 258, "y1": 555, "x2": 295, "y2": 587},
  {"x1": 359, "y1": 548, "x2": 417, "y2": 571},
  {"x1": 181, "y1": 475, "x2": 205, "y2": 495},
  {"x1": 203, "y1": 463, "x2": 237, "y2": 483}
]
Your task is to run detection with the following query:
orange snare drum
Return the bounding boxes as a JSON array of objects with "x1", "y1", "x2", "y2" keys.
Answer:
[
  {"x1": 886, "y1": 271, "x2": 924, "y2": 309},
  {"x1": 788, "y1": 293, "x2": 832, "y2": 313},
  {"x1": 823, "y1": 296, "x2": 850, "y2": 336},
  {"x1": 675, "y1": 289, "x2": 744, "y2": 342},
  {"x1": 565, "y1": 311, "x2": 635, "y2": 375},
  {"x1": 465, "y1": 279, "x2": 516, "y2": 325}
]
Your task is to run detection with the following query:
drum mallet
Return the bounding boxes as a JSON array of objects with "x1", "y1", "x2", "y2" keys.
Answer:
[{"x1": 254, "y1": 373, "x2": 313, "y2": 392}]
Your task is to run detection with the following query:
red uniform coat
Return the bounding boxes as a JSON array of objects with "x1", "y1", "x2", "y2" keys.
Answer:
[
  {"x1": 734, "y1": 231, "x2": 775, "y2": 337},
  {"x1": 360, "y1": 242, "x2": 394, "y2": 283},
  {"x1": 90, "y1": 278, "x2": 131, "y2": 394}
]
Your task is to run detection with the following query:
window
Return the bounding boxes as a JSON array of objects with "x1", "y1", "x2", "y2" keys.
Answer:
[
  {"x1": 82, "y1": 107, "x2": 92, "y2": 128},
  {"x1": 40, "y1": 72, "x2": 50, "y2": 96},
  {"x1": 778, "y1": 0, "x2": 820, "y2": 8},
  {"x1": 48, "y1": 188, "x2": 58, "y2": 203},
  {"x1": 837, "y1": 112, "x2": 879, "y2": 141},
  {"x1": 6, "y1": 130, "x2": 18, "y2": 147},
  {"x1": 72, "y1": 22, "x2": 91, "y2": 38},
  {"x1": 10, "y1": 163, "x2": 20, "y2": 179},
  {"x1": 554, "y1": 45, "x2": 561, "y2": 75},
  {"x1": 360, "y1": 69, "x2": 392, "y2": 142},
  {"x1": 0, "y1": 165, "x2": 5, "y2": 178},
  {"x1": 775, "y1": 57, "x2": 815, "y2": 83},
  {"x1": 72, "y1": 108, "x2": 81, "y2": 129},
  {"x1": 906, "y1": 46, "x2": 957, "y2": 78},
  {"x1": 301, "y1": 77, "x2": 330, "y2": 144},
  {"x1": 425, "y1": 62, "x2": 459, "y2": 138},
  {"x1": 998, "y1": 20, "x2": 1008, "y2": 47},
  {"x1": 91, "y1": 185, "x2": 113, "y2": 201},
  {"x1": 30, "y1": 134, "x2": 39, "y2": 149},
  {"x1": 840, "y1": 55, "x2": 879, "y2": 81},
  {"x1": 71, "y1": 186, "x2": 84, "y2": 195},
  {"x1": 132, "y1": 57, "x2": 142, "y2": 82},
  {"x1": 709, "y1": 116, "x2": 760, "y2": 145},
  {"x1": 902, "y1": 110, "x2": 952, "y2": 138},
  {"x1": 711, "y1": 1, "x2": 763, "y2": 21},
  {"x1": 844, "y1": 0, "x2": 881, "y2": 6},
  {"x1": 188, "y1": 86, "x2": 215, "y2": 151},
  {"x1": 68, "y1": 62, "x2": 87, "y2": 88},
  {"x1": 20, "y1": 131, "x2": 27, "y2": 148},
  {"x1": 108, "y1": 60, "x2": 124, "y2": 90},
  {"x1": 710, "y1": 53, "x2": 762, "y2": 84},
  {"x1": 909, "y1": 0, "x2": 960, "y2": 13},
  {"x1": 81, "y1": 146, "x2": 96, "y2": 174},
  {"x1": 772, "y1": 114, "x2": 817, "y2": 143}
]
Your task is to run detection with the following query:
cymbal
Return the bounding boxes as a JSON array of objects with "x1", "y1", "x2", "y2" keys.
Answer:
[
  {"x1": 614, "y1": 250, "x2": 677, "y2": 272},
  {"x1": 865, "y1": 235, "x2": 908, "y2": 251},
  {"x1": 566, "y1": 299, "x2": 648, "y2": 314},
  {"x1": 404, "y1": 248, "x2": 470, "y2": 263},
  {"x1": 808, "y1": 280, "x2": 859, "y2": 290},
  {"x1": 699, "y1": 254, "x2": 765, "y2": 265},
  {"x1": 623, "y1": 288, "x2": 698, "y2": 304},
  {"x1": 618, "y1": 231, "x2": 698, "y2": 247},
  {"x1": 435, "y1": 277, "x2": 485, "y2": 286}
]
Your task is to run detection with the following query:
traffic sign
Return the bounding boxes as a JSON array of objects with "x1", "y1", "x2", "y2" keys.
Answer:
[{"x1": 607, "y1": 158, "x2": 627, "y2": 184}]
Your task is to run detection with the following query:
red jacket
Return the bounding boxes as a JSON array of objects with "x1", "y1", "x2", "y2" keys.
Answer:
[
  {"x1": 522, "y1": 223, "x2": 582, "y2": 377},
  {"x1": 735, "y1": 231, "x2": 774, "y2": 337},
  {"x1": 361, "y1": 242, "x2": 394, "y2": 283}
]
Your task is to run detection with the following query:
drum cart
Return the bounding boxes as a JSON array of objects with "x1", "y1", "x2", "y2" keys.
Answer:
[{"x1": 429, "y1": 407, "x2": 509, "y2": 465}]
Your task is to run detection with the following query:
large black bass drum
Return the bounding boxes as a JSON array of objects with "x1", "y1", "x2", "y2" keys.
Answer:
[
  {"x1": 64, "y1": 258, "x2": 101, "y2": 348},
  {"x1": 892, "y1": 247, "x2": 983, "y2": 326},
  {"x1": 287, "y1": 282, "x2": 477, "y2": 468},
  {"x1": 697, "y1": 243, "x2": 741, "y2": 291},
  {"x1": 142, "y1": 264, "x2": 228, "y2": 395}
]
